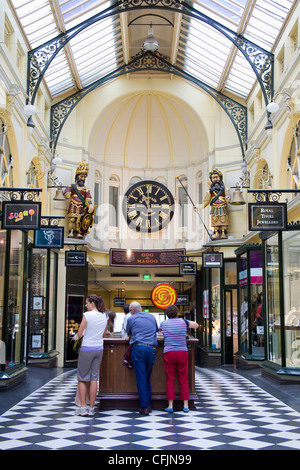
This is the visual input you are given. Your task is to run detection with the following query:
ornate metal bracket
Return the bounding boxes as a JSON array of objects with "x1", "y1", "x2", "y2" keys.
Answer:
[
  {"x1": 0, "y1": 187, "x2": 42, "y2": 201},
  {"x1": 50, "y1": 50, "x2": 247, "y2": 157},
  {"x1": 27, "y1": 0, "x2": 273, "y2": 115},
  {"x1": 248, "y1": 188, "x2": 300, "y2": 202},
  {"x1": 41, "y1": 215, "x2": 64, "y2": 226}
]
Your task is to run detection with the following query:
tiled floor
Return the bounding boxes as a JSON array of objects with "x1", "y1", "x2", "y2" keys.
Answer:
[{"x1": 1, "y1": 366, "x2": 300, "y2": 450}]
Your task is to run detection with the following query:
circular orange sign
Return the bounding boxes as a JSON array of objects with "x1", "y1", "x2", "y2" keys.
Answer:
[{"x1": 151, "y1": 283, "x2": 177, "y2": 309}]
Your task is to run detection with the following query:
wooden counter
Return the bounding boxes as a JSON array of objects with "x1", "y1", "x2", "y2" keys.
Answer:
[{"x1": 98, "y1": 334, "x2": 199, "y2": 410}]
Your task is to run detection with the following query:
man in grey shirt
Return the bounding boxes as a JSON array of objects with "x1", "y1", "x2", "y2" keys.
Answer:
[{"x1": 126, "y1": 302, "x2": 158, "y2": 415}]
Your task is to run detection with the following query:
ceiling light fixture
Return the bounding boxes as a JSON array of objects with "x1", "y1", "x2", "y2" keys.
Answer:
[{"x1": 143, "y1": 24, "x2": 159, "y2": 51}]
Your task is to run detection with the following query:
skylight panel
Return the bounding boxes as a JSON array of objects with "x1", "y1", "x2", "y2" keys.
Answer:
[{"x1": 59, "y1": 0, "x2": 111, "y2": 29}]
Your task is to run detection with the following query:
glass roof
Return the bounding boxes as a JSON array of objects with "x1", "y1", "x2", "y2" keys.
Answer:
[{"x1": 10, "y1": 0, "x2": 296, "y2": 100}]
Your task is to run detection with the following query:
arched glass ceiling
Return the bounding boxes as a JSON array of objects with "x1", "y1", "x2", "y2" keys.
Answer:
[{"x1": 11, "y1": 0, "x2": 295, "y2": 99}]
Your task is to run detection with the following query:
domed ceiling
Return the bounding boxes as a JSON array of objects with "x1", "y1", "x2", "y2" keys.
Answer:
[{"x1": 91, "y1": 89, "x2": 208, "y2": 170}]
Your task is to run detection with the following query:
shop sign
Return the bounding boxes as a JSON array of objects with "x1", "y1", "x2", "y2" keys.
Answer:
[
  {"x1": 65, "y1": 250, "x2": 87, "y2": 267},
  {"x1": 151, "y1": 283, "x2": 177, "y2": 309},
  {"x1": 249, "y1": 202, "x2": 287, "y2": 231},
  {"x1": 203, "y1": 252, "x2": 223, "y2": 268},
  {"x1": 110, "y1": 248, "x2": 185, "y2": 267},
  {"x1": 34, "y1": 226, "x2": 64, "y2": 249},
  {"x1": 175, "y1": 294, "x2": 189, "y2": 306},
  {"x1": 114, "y1": 297, "x2": 126, "y2": 307},
  {"x1": 179, "y1": 262, "x2": 197, "y2": 275},
  {"x1": 2, "y1": 201, "x2": 41, "y2": 230}
]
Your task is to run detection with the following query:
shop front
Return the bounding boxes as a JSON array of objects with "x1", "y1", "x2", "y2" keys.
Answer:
[
  {"x1": 197, "y1": 252, "x2": 238, "y2": 366},
  {"x1": 260, "y1": 226, "x2": 300, "y2": 381},
  {"x1": 235, "y1": 244, "x2": 264, "y2": 368},
  {"x1": 0, "y1": 195, "x2": 61, "y2": 388}
]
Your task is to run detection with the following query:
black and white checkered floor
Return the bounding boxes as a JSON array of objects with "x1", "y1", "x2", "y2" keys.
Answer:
[{"x1": 1, "y1": 367, "x2": 300, "y2": 450}]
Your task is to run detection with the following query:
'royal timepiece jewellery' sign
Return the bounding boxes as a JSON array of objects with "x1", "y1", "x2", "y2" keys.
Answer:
[
  {"x1": 2, "y1": 201, "x2": 41, "y2": 230},
  {"x1": 248, "y1": 202, "x2": 287, "y2": 231},
  {"x1": 110, "y1": 248, "x2": 185, "y2": 267}
]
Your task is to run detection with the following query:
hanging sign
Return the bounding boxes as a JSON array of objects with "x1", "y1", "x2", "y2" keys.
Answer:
[
  {"x1": 179, "y1": 262, "x2": 197, "y2": 275},
  {"x1": 249, "y1": 202, "x2": 287, "y2": 231},
  {"x1": 203, "y1": 252, "x2": 223, "y2": 268},
  {"x1": 175, "y1": 294, "x2": 189, "y2": 306},
  {"x1": 151, "y1": 283, "x2": 177, "y2": 310},
  {"x1": 65, "y1": 250, "x2": 87, "y2": 267},
  {"x1": 114, "y1": 298, "x2": 126, "y2": 307},
  {"x1": 34, "y1": 226, "x2": 64, "y2": 249},
  {"x1": 2, "y1": 201, "x2": 41, "y2": 230}
]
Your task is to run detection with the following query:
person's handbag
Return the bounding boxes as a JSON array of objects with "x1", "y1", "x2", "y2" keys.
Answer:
[{"x1": 73, "y1": 336, "x2": 83, "y2": 354}]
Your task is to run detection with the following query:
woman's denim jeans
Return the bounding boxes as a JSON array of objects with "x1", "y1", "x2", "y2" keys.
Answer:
[{"x1": 131, "y1": 344, "x2": 157, "y2": 409}]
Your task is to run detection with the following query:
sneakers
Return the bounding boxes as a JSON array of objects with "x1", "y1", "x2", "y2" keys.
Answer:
[{"x1": 75, "y1": 406, "x2": 95, "y2": 416}]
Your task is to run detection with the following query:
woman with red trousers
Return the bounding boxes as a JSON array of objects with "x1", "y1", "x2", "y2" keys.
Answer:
[{"x1": 160, "y1": 305, "x2": 198, "y2": 413}]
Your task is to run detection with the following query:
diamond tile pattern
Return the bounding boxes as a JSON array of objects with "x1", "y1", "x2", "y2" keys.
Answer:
[{"x1": 1, "y1": 368, "x2": 300, "y2": 450}]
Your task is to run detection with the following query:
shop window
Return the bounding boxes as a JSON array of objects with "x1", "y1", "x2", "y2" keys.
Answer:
[
  {"x1": 48, "y1": 251, "x2": 58, "y2": 352},
  {"x1": 6, "y1": 231, "x2": 25, "y2": 368},
  {"x1": 283, "y1": 231, "x2": 300, "y2": 368},
  {"x1": 239, "y1": 253, "x2": 248, "y2": 353},
  {"x1": 266, "y1": 234, "x2": 281, "y2": 364},
  {"x1": 29, "y1": 250, "x2": 47, "y2": 355},
  {"x1": 211, "y1": 269, "x2": 221, "y2": 349},
  {"x1": 237, "y1": 248, "x2": 263, "y2": 357},
  {"x1": 0, "y1": 231, "x2": 6, "y2": 344}
]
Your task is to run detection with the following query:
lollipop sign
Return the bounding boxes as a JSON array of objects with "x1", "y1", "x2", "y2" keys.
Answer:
[
  {"x1": 2, "y1": 201, "x2": 41, "y2": 230},
  {"x1": 151, "y1": 283, "x2": 177, "y2": 309}
]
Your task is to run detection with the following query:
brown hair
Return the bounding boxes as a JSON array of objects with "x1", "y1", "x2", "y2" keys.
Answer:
[
  {"x1": 165, "y1": 304, "x2": 179, "y2": 319},
  {"x1": 87, "y1": 295, "x2": 105, "y2": 312}
]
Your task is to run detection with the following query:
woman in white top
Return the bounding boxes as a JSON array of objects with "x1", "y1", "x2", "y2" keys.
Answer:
[{"x1": 74, "y1": 295, "x2": 108, "y2": 416}]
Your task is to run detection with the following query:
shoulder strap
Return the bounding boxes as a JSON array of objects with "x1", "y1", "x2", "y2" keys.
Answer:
[{"x1": 71, "y1": 184, "x2": 85, "y2": 205}]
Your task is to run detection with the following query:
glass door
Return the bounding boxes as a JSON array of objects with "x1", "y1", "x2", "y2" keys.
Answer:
[{"x1": 224, "y1": 289, "x2": 238, "y2": 364}]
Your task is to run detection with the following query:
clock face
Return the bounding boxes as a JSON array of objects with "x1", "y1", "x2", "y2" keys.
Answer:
[{"x1": 123, "y1": 180, "x2": 175, "y2": 232}]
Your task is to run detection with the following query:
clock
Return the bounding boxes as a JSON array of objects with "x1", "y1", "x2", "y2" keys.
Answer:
[{"x1": 123, "y1": 180, "x2": 175, "y2": 232}]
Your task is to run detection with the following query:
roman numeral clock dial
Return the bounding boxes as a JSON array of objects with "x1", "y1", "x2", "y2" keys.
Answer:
[{"x1": 123, "y1": 180, "x2": 175, "y2": 232}]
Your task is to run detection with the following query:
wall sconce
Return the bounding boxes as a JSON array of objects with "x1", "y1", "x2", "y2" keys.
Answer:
[
  {"x1": 266, "y1": 89, "x2": 294, "y2": 135},
  {"x1": 0, "y1": 90, "x2": 37, "y2": 136}
]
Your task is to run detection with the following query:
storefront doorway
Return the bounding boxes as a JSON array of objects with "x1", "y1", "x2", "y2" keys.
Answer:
[{"x1": 224, "y1": 289, "x2": 238, "y2": 364}]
